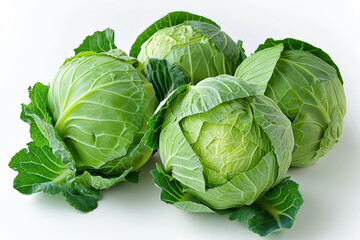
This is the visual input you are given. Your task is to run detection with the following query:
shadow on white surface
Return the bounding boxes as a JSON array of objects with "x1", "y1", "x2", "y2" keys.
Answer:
[{"x1": 281, "y1": 117, "x2": 360, "y2": 239}]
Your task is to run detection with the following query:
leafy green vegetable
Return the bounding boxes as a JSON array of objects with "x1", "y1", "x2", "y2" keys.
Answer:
[
  {"x1": 9, "y1": 29, "x2": 158, "y2": 212},
  {"x1": 187, "y1": 21, "x2": 241, "y2": 64},
  {"x1": 10, "y1": 141, "x2": 100, "y2": 212},
  {"x1": 133, "y1": 11, "x2": 243, "y2": 90},
  {"x1": 130, "y1": 11, "x2": 220, "y2": 58},
  {"x1": 235, "y1": 38, "x2": 346, "y2": 166},
  {"x1": 10, "y1": 12, "x2": 345, "y2": 237},
  {"x1": 152, "y1": 163, "x2": 303, "y2": 236},
  {"x1": 255, "y1": 38, "x2": 343, "y2": 84},
  {"x1": 144, "y1": 58, "x2": 186, "y2": 102},
  {"x1": 235, "y1": 43, "x2": 283, "y2": 92},
  {"x1": 146, "y1": 74, "x2": 302, "y2": 235},
  {"x1": 222, "y1": 176, "x2": 303, "y2": 236},
  {"x1": 74, "y1": 28, "x2": 117, "y2": 55}
]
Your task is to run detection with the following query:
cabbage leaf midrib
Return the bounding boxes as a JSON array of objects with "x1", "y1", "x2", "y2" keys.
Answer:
[
  {"x1": 58, "y1": 57, "x2": 134, "y2": 116},
  {"x1": 60, "y1": 56, "x2": 109, "y2": 112}
]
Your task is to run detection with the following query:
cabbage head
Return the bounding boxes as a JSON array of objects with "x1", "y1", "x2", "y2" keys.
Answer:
[
  {"x1": 235, "y1": 39, "x2": 346, "y2": 167},
  {"x1": 9, "y1": 28, "x2": 158, "y2": 212},
  {"x1": 48, "y1": 50, "x2": 157, "y2": 174},
  {"x1": 146, "y1": 75, "x2": 294, "y2": 210},
  {"x1": 131, "y1": 11, "x2": 244, "y2": 85}
]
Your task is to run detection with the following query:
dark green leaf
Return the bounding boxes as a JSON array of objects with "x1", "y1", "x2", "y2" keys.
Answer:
[
  {"x1": 9, "y1": 142, "x2": 100, "y2": 212},
  {"x1": 41, "y1": 182, "x2": 100, "y2": 212},
  {"x1": 9, "y1": 142, "x2": 72, "y2": 194},
  {"x1": 224, "y1": 177, "x2": 303, "y2": 236},
  {"x1": 20, "y1": 84, "x2": 51, "y2": 147},
  {"x1": 145, "y1": 84, "x2": 189, "y2": 150},
  {"x1": 152, "y1": 164, "x2": 302, "y2": 235},
  {"x1": 10, "y1": 83, "x2": 103, "y2": 212},
  {"x1": 144, "y1": 58, "x2": 187, "y2": 102},
  {"x1": 151, "y1": 163, "x2": 213, "y2": 213},
  {"x1": 70, "y1": 169, "x2": 132, "y2": 190},
  {"x1": 188, "y1": 21, "x2": 240, "y2": 64},
  {"x1": 74, "y1": 28, "x2": 117, "y2": 55},
  {"x1": 130, "y1": 11, "x2": 219, "y2": 58},
  {"x1": 255, "y1": 38, "x2": 343, "y2": 84},
  {"x1": 125, "y1": 171, "x2": 140, "y2": 184},
  {"x1": 151, "y1": 163, "x2": 188, "y2": 204},
  {"x1": 237, "y1": 40, "x2": 247, "y2": 64},
  {"x1": 20, "y1": 82, "x2": 75, "y2": 169}
]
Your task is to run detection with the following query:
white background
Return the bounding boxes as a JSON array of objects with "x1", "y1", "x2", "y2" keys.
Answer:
[{"x1": 1, "y1": 0, "x2": 359, "y2": 239}]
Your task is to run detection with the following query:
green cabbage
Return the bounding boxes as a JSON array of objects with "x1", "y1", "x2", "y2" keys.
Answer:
[
  {"x1": 9, "y1": 29, "x2": 157, "y2": 212},
  {"x1": 137, "y1": 23, "x2": 235, "y2": 85},
  {"x1": 146, "y1": 74, "x2": 303, "y2": 236},
  {"x1": 147, "y1": 74, "x2": 294, "y2": 209},
  {"x1": 48, "y1": 51, "x2": 156, "y2": 173},
  {"x1": 131, "y1": 12, "x2": 244, "y2": 87},
  {"x1": 235, "y1": 39, "x2": 346, "y2": 166}
]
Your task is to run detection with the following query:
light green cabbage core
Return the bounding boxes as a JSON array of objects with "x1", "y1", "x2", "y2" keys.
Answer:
[
  {"x1": 181, "y1": 99, "x2": 271, "y2": 188},
  {"x1": 138, "y1": 23, "x2": 212, "y2": 63}
]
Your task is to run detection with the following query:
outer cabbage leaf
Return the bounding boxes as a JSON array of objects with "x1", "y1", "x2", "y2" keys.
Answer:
[
  {"x1": 98, "y1": 135, "x2": 154, "y2": 175},
  {"x1": 145, "y1": 84, "x2": 190, "y2": 149},
  {"x1": 165, "y1": 43, "x2": 236, "y2": 84},
  {"x1": 174, "y1": 75, "x2": 261, "y2": 120},
  {"x1": 9, "y1": 142, "x2": 73, "y2": 194},
  {"x1": 255, "y1": 38, "x2": 343, "y2": 84},
  {"x1": 130, "y1": 11, "x2": 219, "y2": 58},
  {"x1": 19, "y1": 83, "x2": 75, "y2": 169},
  {"x1": 248, "y1": 95, "x2": 293, "y2": 184},
  {"x1": 151, "y1": 163, "x2": 213, "y2": 213},
  {"x1": 159, "y1": 119, "x2": 206, "y2": 192},
  {"x1": 74, "y1": 28, "x2": 117, "y2": 55},
  {"x1": 237, "y1": 40, "x2": 247, "y2": 64},
  {"x1": 235, "y1": 44, "x2": 283, "y2": 93},
  {"x1": 144, "y1": 58, "x2": 186, "y2": 102},
  {"x1": 222, "y1": 177, "x2": 303, "y2": 237},
  {"x1": 9, "y1": 142, "x2": 100, "y2": 212},
  {"x1": 188, "y1": 21, "x2": 240, "y2": 64},
  {"x1": 186, "y1": 151, "x2": 278, "y2": 209},
  {"x1": 152, "y1": 164, "x2": 303, "y2": 237},
  {"x1": 69, "y1": 169, "x2": 132, "y2": 190}
]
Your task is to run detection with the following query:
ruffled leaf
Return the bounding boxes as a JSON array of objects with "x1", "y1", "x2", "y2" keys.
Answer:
[
  {"x1": 74, "y1": 28, "x2": 117, "y2": 54},
  {"x1": 188, "y1": 21, "x2": 240, "y2": 64},
  {"x1": 255, "y1": 38, "x2": 343, "y2": 84},
  {"x1": 144, "y1": 58, "x2": 186, "y2": 102}
]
